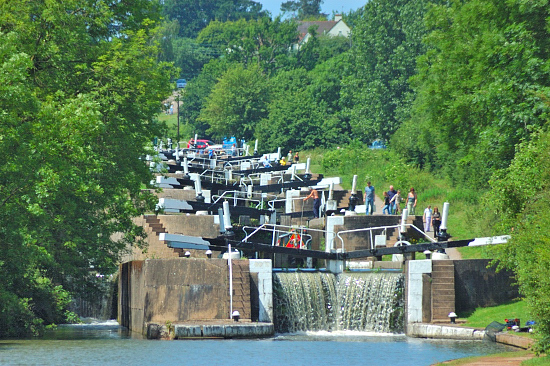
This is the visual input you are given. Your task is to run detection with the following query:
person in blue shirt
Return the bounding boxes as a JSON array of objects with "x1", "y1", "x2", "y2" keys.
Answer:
[{"x1": 364, "y1": 181, "x2": 375, "y2": 215}]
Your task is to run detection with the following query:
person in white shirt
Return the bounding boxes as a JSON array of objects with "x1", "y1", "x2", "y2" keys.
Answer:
[{"x1": 423, "y1": 205, "x2": 432, "y2": 232}]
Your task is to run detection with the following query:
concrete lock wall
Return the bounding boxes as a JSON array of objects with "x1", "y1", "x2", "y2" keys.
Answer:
[
  {"x1": 157, "y1": 214, "x2": 220, "y2": 239},
  {"x1": 148, "y1": 188, "x2": 197, "y2": 201},
  {"x1": 454, "y1": 259, "x2": 518, "y2": 313},
  {"x1": 249, "y1": 260, "x2": 273, "y2": 323},
  {"x1": 120, "y1": 258, "x2": 245, "y2": 334},
  {"x1": 405, "y1": 258, "x2": 519, "y2": 335}
]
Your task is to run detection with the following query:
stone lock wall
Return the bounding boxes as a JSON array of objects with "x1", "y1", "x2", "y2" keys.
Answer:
[
  {"x1": 119, "y1": 258, "x2": 252, "y2": 334},
  {"x1": 454, "y1": 259, "x2": 519, "y2": 313}
]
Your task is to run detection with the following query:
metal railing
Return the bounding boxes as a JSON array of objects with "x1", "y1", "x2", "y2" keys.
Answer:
[
  {"x1": 335, "y1": 223, "x2": 436, "y2": 253},
  {"x1": 241, "y1": 223, "x2": 327, "y2": 250},
  {"x1": 212, "y1": 190, "x2": 277, "y2": 210}
]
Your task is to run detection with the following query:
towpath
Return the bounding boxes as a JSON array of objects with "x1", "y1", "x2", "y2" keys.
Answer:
[{"x1": 435, "y1": 352, "x2": 534, "y2": 365}]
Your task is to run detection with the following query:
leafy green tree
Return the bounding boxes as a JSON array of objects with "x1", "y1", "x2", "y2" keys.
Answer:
[
  {"x1": 162, "y1": 0, "x2": 268, "y2": 39},
  {"x1": 394, "y1": 0, "x2": 550, "y2": 187},
  {"x1": 342, "y1": 0, "x2": 435, "y2": 144},
  {"x1": 296, "y1": 26, "x2": 321, "y2": 70},
  {"x1": 155, "y1": 20, "x2": 218, "y2": 80},
  {"x1": 487, "y1": 129, "x2": 550, "y2": 353},
  {"x1": 199, "y1": 64, "x2": 270, "y2": 141},
  {"x1": 256, "y1": 63, "x2": 348, "y2": 152},
  {"x1": 197, "y1": 17, "x2": 299, "y2": 74},
  {"x1": 281, "y1": 0, "x2": 323, "y2": 19},
  {"x1": 0, "y1": 0, "x2": 174, "y2": 336}
]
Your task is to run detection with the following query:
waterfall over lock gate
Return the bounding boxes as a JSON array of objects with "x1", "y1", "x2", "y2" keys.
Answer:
[{"x1": 273, "y1": 272, "x2": 404, "y2": 334}]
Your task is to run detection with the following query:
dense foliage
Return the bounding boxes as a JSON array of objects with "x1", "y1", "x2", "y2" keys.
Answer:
[
  {"x1": 485, "y1": 130, "x2": 550, "y2": 353},
  {"x1": 394, "y1": 0, "x2": 550, "y2": 187},
  {"x1": 3, "y1": 0, "x2": 550, "y2": 349},
  {"x1": 162, "y1": 0, "x2": 267, "y2": 38},
  {"x1": 0, "y1": 1, "x2": 174, "y2": 336}
]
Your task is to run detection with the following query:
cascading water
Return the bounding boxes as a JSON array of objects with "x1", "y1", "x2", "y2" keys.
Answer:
[{"x1": 273, "y1": 271, "x2": 404, "y2": 334}]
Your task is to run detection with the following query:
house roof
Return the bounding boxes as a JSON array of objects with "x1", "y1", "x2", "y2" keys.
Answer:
[{"x1": 297, "y1": 20, "x2": 338, "y2": 39}]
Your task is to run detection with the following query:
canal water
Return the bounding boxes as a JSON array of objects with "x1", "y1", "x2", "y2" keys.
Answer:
[{"x1": 0, "y1": 321, "x2": 513, "y2": 366}]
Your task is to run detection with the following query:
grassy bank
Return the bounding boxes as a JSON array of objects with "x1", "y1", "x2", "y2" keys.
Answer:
[
  {"x1": 459, "y1": 299, "x2": 531, "y2": 329},
  {"x1": 304, "y1": 145, "x2": 493, "y2": 244}
]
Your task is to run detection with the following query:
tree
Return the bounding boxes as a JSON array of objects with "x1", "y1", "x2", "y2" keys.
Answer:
[
  {"x1": 178, "y1": 59, "x2": 230, "y2": 139},
  {"x1": 199, "y1": 64, "x2": 270, "y2": 141},
  {"x1": 281, "y1": 0, "x2": 323, "y2": 19},
  {"x1": 162, "y1": 0, "x2": 268, "y2": 39},
  {"x1": 394, "y1": 0, "x2": 550, "y2": 187},
  {"x1": 197, "y1": 17, "x2": 299, "y2": 74},
  {"x1": 342, "y1": 0, "x2": 436, "y2": 144},
  {"x1": 487, "y1": 129, "x2": 550, "y2": 353},
  {"x1": 255, "y1": 63, "x2": 348, "y2": 152},
  {"x1": 0, "y1": 0, "x2": 175, "y2": 336}
]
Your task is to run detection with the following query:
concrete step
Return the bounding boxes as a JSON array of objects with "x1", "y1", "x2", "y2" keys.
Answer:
[
  {"x1": 432, "y1": 279, "x2": 455, "y2": 285},
  {"x1": 433, "y1": 299, "x2": 455, "y2": 306},
  {"x1": 432, "y1": 284, "x2": 455, "y2": 291},
  {"x1": 431, "y1": 289, "x2": 455, "y2": 296},
  {"x1": 149, "y1": 224, "x2": 166, "y2": 233},
  {"x1": 144, "y1": 215, "x2": 160, "y2": 224}
]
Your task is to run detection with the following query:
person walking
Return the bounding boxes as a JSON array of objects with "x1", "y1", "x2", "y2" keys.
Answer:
[
  {"x1": 390, "y1": 189, "x2": 402, "y2": 215},
  {"x1": 423, "y1": 205, "x2": 432, "y2": 232},
  {"x1": 364, "y1": 181, "x2": 375, "y2": 215},
  {"x1": 407, "y1": 187, "x2": 417, "y2": 215},
  {"x1": 304, "y1": 187, "x2": 321, "y2": 218},
  {"x1": 382, "y1": 191, "x2": 391, "y2": 214},
  {"x1": 387, "y1": 185, "x2": 397, "y2": 214},
  {"x1": 432, "y1": 206, "x2": 441, "y2": 235}
]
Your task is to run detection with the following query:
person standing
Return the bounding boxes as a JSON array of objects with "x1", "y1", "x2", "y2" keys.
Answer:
[
  {"x1": 364, "y1": 181, "x2": 375, "y2": 215},
  {"x1": 423, "y1": 205, "x2": 432, "y2": 232},
  {"x1": 407, "y1": 187, "x2": 417, "y2": 215},
  {"x1": 382, "y1": 191, "x2": 391, "y2": 214},
  {"x1": 294, "y1": 151, "x2": 300, "y2": 163},
  {"x1": 304, "y1": 187, "x2": 321, "y2": 218},
  {"x1": 387, "y1": 185, "x2": 397, "y2": 214},
  {"x1": 432, "y1": 206, "x2": 441, "y2": 235}
]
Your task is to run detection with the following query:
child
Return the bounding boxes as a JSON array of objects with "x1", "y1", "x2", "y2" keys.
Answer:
[
  {"x1": 390, "y1": 190, "x2": 402, "y2": 214},
  {"x1": 382, "y1": 191, "x2": 391, "y2": 214}
]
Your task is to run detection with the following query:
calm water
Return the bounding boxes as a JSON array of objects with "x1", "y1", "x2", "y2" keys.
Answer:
[{"x1": 0, "y1": 321, "x2": 514, "y2": 366}]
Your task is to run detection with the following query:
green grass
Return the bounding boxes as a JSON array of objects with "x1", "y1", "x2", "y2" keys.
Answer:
[
  {"x1": 459, "y1": 299, "x2": 531, "y2": 329},
  {"x1": 157, "y1": 112, "x2": 178, "y2": 127},
  {"x1": 523, "y1": 355, "x2": 550, "y2": 365},
  {"x1": 456, "y1": 245, "x2": 494, "y2": 260},
  {"x1": 305, "y1": 145, "x2": 493, "y2": 244},
  {"x1": 155, "y1": 113, "x2": 199, "y2": 145}
]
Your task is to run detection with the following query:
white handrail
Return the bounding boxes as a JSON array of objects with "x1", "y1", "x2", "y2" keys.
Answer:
[{"x1": 335, "y1": 223, "x2": 436, "y2": 253}]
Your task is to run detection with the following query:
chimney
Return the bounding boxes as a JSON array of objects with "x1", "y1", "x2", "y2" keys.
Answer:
[{"x1": 334, "y1": 14, "x2": 342, "y2": 22}]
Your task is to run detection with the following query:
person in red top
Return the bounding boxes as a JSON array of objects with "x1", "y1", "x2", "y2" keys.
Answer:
[{"x1": 304, "y1": 187, "x2": 321, "y2": 218}]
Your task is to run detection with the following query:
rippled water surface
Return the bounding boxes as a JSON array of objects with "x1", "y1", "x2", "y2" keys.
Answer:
[{"x1": 0, "y1": 321, "x2": 514, "y2": 366}]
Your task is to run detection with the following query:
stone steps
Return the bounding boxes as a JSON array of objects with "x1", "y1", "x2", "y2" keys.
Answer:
[
  {"x1": 431, "y1": 260, "x2": 455, "y2": 323},
  {"x1": 229, "y1": 260, "x2": 251, "y2": 321},
  {"x1": 144, "y1": 215, "x2": 180, "y2": 258}
]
